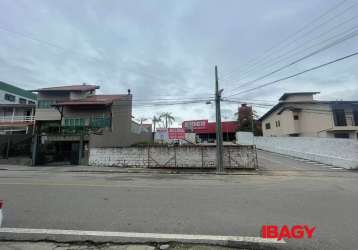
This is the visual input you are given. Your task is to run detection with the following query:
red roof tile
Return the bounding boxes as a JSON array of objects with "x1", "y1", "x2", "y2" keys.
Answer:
[{"x1": 34, "y1": 84, "x2": 99, "y2": 92}]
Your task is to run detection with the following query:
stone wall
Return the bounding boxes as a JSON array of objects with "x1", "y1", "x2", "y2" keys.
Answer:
[{"x1": 89, "y1": 145, "x2": 257, "y2": 169}]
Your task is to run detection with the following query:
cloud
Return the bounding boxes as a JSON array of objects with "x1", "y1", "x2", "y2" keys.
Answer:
[{"x1": 0, "y1": 0, "x2": 357, "y2": 123}]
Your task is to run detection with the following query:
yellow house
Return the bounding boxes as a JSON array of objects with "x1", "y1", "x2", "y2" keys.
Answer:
[{"x1": 260, "y1": 92, "x2": 358, "y2": 139}]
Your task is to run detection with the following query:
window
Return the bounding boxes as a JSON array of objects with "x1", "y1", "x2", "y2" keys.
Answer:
[
  {"x1": 293, "y1": 115, "x2": 299, "y2": 120},
  {"x1": 334, "y1": 133, "x2": 349, "y2": 139},
  {"x1": 353, "y1": 110, "x2": 358, "y2": 126},
  {"x1": 275, "y1": 121, "x2": 280, "y2": 127},
  {"x1": 4, "y1": 93, "x2": 15, "y2": 102},
  {"x1": 265, "y1": 122, "x2": 271, "y2": 129},
  {"x1": 64, "y1": 118, "x2": 85, "y2": 127},
  {"x1": 333, "y1": 109, "x2": 346, "y2": 126},
  {"x1": 90, "y1": 117, "x2": 111, "y2": 128},
  {"x1": 38, "y1": 100, "x2": 55, "y2": 108},
  {"x1": 19, "y1": 98, "x2": 27, "y2": 104},
  {"x1": 28, "y1": 100, "x2": 35, "y2": 105}
]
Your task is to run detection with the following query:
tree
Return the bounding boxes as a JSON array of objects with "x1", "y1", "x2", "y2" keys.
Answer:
[
  {"x1": 152, "y1": 115, "x2": 161, "y2": 132},
  {"x1": 159, "y1": 112, "x2": 175, "y2": 128}
]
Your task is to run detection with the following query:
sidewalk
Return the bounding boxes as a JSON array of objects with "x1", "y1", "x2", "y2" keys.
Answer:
[
  {"x1": 0, "y1": 164, "x2": 258, "y2": 175},
  {"x1": 0, "y1": 241, "x2": 243, "y2": 250}
]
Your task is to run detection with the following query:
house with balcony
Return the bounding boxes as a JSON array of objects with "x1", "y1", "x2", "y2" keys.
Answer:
[
  {"x1": 0, "y1": 81, "x2": 37, "y2": 135},
  {"x1": 260, "y1": 92, "x2": 358, "y2": 139},
  {"x1": 32, "y1": 84, "x2": 152, "y2": 165}
]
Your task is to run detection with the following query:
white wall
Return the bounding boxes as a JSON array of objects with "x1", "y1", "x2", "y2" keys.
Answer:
[
  {"x1": 236, "y1": 132, "x2": 254, "y2": 145},
  {"x1": 89, "y1": 145, "x2": 257, "y2": 169},
  {"x1": 237, "y1": 135, "x2": 358, "y2": 169}
]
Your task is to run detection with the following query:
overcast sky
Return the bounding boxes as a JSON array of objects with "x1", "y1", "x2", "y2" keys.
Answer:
[{"x1": 0, "y1": 0, "x2": 357, "y2": 125}]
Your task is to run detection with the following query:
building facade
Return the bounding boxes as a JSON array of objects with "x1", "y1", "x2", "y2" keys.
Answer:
[
  {"x1": 260, "y1": 92, "x2": 358, "y2": 139},
  {"x1": 33, "y1": 84, "x2": 151, "y2": 165},
  {"x1": 0, "y1": 81, "x2": 37, "y2": 105},
  {"x1": 0, "y1": 81, "x2": 37, "y2": 134},
  {"x1": 182, "y1": 120, "x2": 238, "y2": 143}
]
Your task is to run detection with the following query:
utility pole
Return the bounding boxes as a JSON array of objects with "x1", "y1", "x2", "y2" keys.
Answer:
[{"x1": 215, "y1": 65, "x2": 224, "y2": 173}]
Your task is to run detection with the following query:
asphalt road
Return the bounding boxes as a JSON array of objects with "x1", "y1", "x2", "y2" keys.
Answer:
[{"x1": 0, "y1": 151, "x2": 357, "y2": 249}]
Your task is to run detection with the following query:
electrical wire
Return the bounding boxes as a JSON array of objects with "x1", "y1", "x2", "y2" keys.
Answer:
[
  {"x1": 221, "y1": 0, "x2": 352, "y2": 81},
  {"x1": 226, "y1": 26, "x2": 358, "y2": 92},
  {"x1": 0, "y1": 25, "x2": 214, "y2": 97},
  {"x1": 225, "y1": 50, "x2": 358, "y2": 98}
]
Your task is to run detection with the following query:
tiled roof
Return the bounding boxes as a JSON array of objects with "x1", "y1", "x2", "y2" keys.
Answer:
[
  {"x1": 53, "y1": 95, "x2": 127, "y2": 106},
  {"x1": 34, "y1": 84, "x2": 99, "y2": 92},
  {"x1": 0, "y1": 81, "x2": 37, "y2": 100}
]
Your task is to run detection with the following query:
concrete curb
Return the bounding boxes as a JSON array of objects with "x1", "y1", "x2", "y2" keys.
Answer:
[{"x1": 0, "y1": 231, "x2": 285, "y2": 250}]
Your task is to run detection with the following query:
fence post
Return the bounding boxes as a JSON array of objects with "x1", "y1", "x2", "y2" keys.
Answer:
[
  {"x1": 201, "y1": 146, "x2": 204, "y2": 168},
  {"x1": 228, "y1": 147, "x2": 231, "y2": 168},
  {"x1": 174, "y1": 146, "x2": 177, "y2": 168},
  {"x1": 147, "y1": 145, "x2": 150, "y2": 168},
  {"x1": 254, "y1": 145, "x2": 258, "y2": 169}
]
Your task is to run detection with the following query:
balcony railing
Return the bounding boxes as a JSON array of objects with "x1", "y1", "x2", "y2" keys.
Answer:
[
  {"x1": 0, "y1": 116, "x2": 35, "y2": 123},
  {"x1": 38, "y1": 117, "x2": 111, "y2": 135}
]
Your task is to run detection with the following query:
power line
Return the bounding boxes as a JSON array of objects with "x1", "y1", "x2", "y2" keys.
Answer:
[
  {"x1": 221, "y1": 0, "x2": 351, "y2": 81},
  {"x1": 226, "y1": 50, "x2": 358, "y2": 98},
  {"x1": 226, "y1": 18, "x2": 358, "y2": 88},
  {"x1": 225, "y1": 15, "x2": 358, "y2": 88},
  {"x1": 226, "y1": 26, "x2": 358, "y2": 92},
  {"x1": 222, "y1": 99, "x2": 275, "y2": 107},
  {"x1": 0, "y1": 25, "x2": 206, "y2": 92}
]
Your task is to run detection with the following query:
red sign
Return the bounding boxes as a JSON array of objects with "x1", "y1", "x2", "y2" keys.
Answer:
[
  {"x1": 262, "y1": 225, "x2": 315, "y2": 241},
  {"x1": 168, "y1": 128, "x2": 185, "y2": 140},
  {"x1": 182, "y1": 120, "x2": 208, "y2": 130}
]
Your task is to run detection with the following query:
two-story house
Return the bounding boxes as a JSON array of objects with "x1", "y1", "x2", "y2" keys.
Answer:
[
  {"x1": 260, "y1": 92, "x2": 358, "y2": 139},
  {"x1": 33, "y1": 84, "x2": 152, "y2": 165},
  {"x1": 0, "y1": 81, "x2": 37, "y2": 135}
]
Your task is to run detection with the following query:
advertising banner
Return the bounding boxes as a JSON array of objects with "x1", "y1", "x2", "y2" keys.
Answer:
[
  {"x1": 168, "y1": 128, "x2": 185, "y2": 139},
  {"x1": 182, "y1": 120, "x2": 208, "y2": 130}
]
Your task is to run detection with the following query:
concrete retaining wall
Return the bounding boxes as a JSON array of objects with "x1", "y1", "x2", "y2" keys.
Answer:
[
  {"x1": 238, "y1": 135, "x2": 358, "y2": 169},
  {"x1": 89, "y1": 145, "x2": 257, "y2": 169}
]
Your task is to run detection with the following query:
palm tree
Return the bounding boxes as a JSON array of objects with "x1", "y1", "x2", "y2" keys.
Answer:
[
  {"x1": 152, "y1": 115, "x2": 161, "y2": 132},
  {"x1": 159, "y1": 112, "x2": 175, "y2": 128}
]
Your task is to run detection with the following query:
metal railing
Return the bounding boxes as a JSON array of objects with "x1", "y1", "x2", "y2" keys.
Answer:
[{"x1": 0, "y1": 116, "x2": 35, "y2": 123}]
